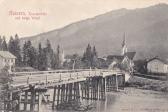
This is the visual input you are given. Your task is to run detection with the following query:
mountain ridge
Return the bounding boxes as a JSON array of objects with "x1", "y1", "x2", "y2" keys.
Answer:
[{"x1": 20, "y1": 3, "x2": 168, "y2": 60}]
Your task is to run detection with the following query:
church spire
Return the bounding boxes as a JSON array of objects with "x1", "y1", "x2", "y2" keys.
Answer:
[{"x1": 121, "y1": 33, "x2": 127, "y2": 55}]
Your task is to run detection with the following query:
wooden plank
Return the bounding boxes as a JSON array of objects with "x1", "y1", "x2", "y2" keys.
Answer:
[
  {"x1": 56, "y1": 85, "x2": 60, "y2": 109},
  {"x1": 30, "y1": 90, "x2": 36, "y2": 111},
  {"x1": 23, "y1": 91, "x2": 28, "y2": 111},
  {"x1": 52, "y1": 86, "x2": 56, "y2": 109}
]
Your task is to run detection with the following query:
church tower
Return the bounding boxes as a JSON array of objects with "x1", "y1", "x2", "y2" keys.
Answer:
[{"x1": 121, "y1": 33, "x2": 127, "y2": 55}]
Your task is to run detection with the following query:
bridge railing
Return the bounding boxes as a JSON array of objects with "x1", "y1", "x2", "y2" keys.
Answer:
[
  {"x1": 11, "y1": 69, "x2": 123, "y2": 76},
  {"x1": 11, "y1": 69, "x2": 125, "y2": 88}
]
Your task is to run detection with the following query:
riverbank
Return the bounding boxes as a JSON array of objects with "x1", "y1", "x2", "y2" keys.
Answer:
[{"x1": 127, "y1": 75, "x2": 168, "y2": 92}]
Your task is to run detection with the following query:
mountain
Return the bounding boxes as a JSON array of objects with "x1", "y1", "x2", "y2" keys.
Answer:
[{"x1": 20, "y1": 3, "x2": 168, "y2": 60}]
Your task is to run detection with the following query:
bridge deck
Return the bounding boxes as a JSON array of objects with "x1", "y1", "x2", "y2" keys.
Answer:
[{"x1": 11, "y1": 69, "x2": 125, "y2": 89}]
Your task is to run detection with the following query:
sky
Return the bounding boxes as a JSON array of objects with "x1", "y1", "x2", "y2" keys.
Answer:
[{"x1": 0, "y1": 0, "x2": 168, "y2": 39}]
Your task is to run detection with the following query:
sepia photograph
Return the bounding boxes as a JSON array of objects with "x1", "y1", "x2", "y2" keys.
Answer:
[{"x1": 0, "y1": 0, "x2": 168, "y2": 112}]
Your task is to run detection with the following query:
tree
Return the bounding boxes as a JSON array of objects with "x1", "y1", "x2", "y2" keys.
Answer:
[
  {"x1": 82, "y1": 44, "x2": 99, "y2": 68},
  {"x1": 8, "y1": 34, "x2": 22, "y2": 66},
  {"x1": 51, "y1": 53, "x2": 57, "y2": 69},
  {"x1": 22, "y1": 40, "x2": 38, "y2": 68},
  {"x1": 37, "y1": 43, "x2": 43, "y2": 70},
  {"x1": 0, "y1": 66, "x2": 12, "y2": 110},
  {"x1": 37, "y1": 43, "x2": 48, "y2": 70},
  {"x1": 63, "y1": 54, "x2": 84, "y2": 69},
  {"x1": 43, "y1": 39, "x2": 53, "y2": 70},
  {"x1": 14, "y1": 34, "x2": 22, "y2": 66},
  {"x1": 23, "y1": 41, "x2": 28, "y2": 66},
  {"x1": 55, "y1": 45, "x2": 64, "y2": 69},
  {"x1": 82, "y1": 44, "x2": 93, "y2": 68},
  {"x1": 8, "y1": 36, "x2": 15, "y2": 53},
  {"x1": 2, "y1": 36, "x2": 8, "y2": 51},
  {"x1": 92, "y1": 46, "x2": 98, "y2": 68}
]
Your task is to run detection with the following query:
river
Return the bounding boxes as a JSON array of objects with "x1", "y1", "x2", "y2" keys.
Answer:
[{"x1": 40, "y1": 87, "x2": 168, "y2": 112}]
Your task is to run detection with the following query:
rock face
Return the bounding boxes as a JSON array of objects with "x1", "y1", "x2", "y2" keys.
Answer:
[{"x1": 21, "y1": 3, "x2": 168, "y2": 59}]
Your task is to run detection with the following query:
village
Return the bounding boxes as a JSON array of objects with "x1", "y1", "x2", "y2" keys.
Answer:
[{"x1": 0, "y1": 33, "x2": 168, "y2": 112}]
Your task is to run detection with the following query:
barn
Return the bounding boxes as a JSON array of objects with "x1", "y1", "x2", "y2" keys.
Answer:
[{"x1": 147, "y1": 57, "x2": 168, "y2": 74}]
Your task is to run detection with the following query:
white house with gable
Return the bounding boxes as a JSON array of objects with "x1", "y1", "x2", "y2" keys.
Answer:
[
  {"x1": 147, "y1": 57, "x2": 168, "y2": 74},
  {"x1": 0, "y1": 51, "x2": 16, "y2": 72}
]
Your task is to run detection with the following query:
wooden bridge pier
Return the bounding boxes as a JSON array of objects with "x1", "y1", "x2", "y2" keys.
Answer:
[
  {"x1": 3, "y1": 86, "x2": 47, "y2": 112},
  {"x1": 19, "y1": 86, "x2": 44, "y2": 112},
  {"x1": 52, "y1": 82, "x2": 81, "y2": 110},
  {"x1": 52, "y1": 77, "x2": 106, "y2": 110},
  {"x1": 51, "y1": 74, "x2": 126, "y2": 110},
  {"x1": 106, "y1": 74, "x2": 125, "y2": 92}
]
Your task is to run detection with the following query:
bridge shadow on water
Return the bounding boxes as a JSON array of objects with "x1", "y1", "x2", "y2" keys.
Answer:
[{"x1": 40, "y1": 90, "x2": 118, "y2": 112}]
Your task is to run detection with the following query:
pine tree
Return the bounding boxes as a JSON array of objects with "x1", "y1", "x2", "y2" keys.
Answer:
[
  {"x1": 28, "y1": 46, "x2": 38, "y2": 68},
  {"x1": 44, "y1": 39, "x2": 53, "y2": 70},
  {"x1": 92, "y1": 46, "x2": 98, "y2": 68},
  {"x1": 14, "y1": 34, "x2": 22, "y2": 66},
  {"x1": 38, "y1": 43, "x2": 46, "y2": 70},
  {"x1": 83, "y1": 44, "x2": 92, "y2": 68},
  {"x1": 8, "y1": 35, "x2": 22, "y2": 66},
  {"x1": 56, "y1": 45, "x2": 64, "y2": 69},
  {"x1": 23, "y1": 41, "x2": 28, "y2": 66},
  {"x1": 51, "y1": 53, "x2": 57, "y2": 69},
  {"x1": 22, "y1": 40, "x2": 38, "y2": 68},
  {"x1": 82, "y1": 44, "x2": 99, "y2": 68},
  {"x1": 2, "y1": 36, "x2": 8, "y2": 51},
  {"x1": 38, "y1": 43, "x2": 42, "y2": 70},
  {"x1": 8, "y1": 36, "x2": 15, "y2": 54}
]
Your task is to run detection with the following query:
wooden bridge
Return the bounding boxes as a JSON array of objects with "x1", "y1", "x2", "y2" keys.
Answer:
[{"x1": 4, "y1": 69, "x2": 127, "y2": 112}]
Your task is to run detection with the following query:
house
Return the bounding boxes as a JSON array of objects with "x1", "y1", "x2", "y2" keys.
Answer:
[
  {"x1": 107, "y1": 55, "x2": 124, "y2": 70},
  {"x1": 97, "y1": 58, "x2": 107, "y2": 69},
  {"x1": 0, "y1": 51, "x2": 16, "y2": 72},
  {"x1": 107, "y1": 52, "x2": 136, "y2": 72},
  {"x1": 122, "y1": 52, "x2": 136, "y2": 72},
  {"x1": 107, "y1": 35, "x2": 136, "y2": 73},
  {"x1": 147, "y1": 57, "x2": 168, "y2": 74}
]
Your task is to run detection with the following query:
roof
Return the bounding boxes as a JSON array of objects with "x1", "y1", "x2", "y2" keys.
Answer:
[
  {"x1": 124, "y1": 52, "x2": 136, "y2": 60},
  {"x1": 107, "y1": 55, "x2": 124, "y2": 63},
  {"x1": 97, "y1": 58, "x2": 106, "y2": 62},
  {"x1": 0, "y1": 51, "x2": 16, "y2": 59},
  {"x1": 147, "y1": 57, "x2": 168, "y2": 64}
]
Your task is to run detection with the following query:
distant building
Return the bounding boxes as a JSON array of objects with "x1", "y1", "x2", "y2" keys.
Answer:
[
  {"x1": 147, "y1": 57, "x2": 168, "y2": 74},
  {"x1": 0, "y1": 51, "x2": 16, "y2": 72},
  {"x1": 97, "y1": 58, "x2": 107, "y2": 69},
  {"x1": 107, "y1": 35, "x2": 136, "y2": 72},
  {"x1": 107, "y1": 55, "x2": 124, "y2": 70},
  {"x1": 107, "y1": 52, "x2": 136, "y2": 71}
]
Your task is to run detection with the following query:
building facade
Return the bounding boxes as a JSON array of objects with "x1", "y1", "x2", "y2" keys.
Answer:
[
  {"x1": 0, "y1": 51, "x2": 16, "y2": 72},
  {"x1": 147, "y1": 58, "x2": 168, "y2": 74},
  {"x1": 107, "y1": 35, "x2": 136, "y2": 73}
]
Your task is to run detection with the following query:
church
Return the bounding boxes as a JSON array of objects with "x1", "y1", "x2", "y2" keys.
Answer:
[{"x1": 106, "y1": 35, "x2": 136, "y2": 73}]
